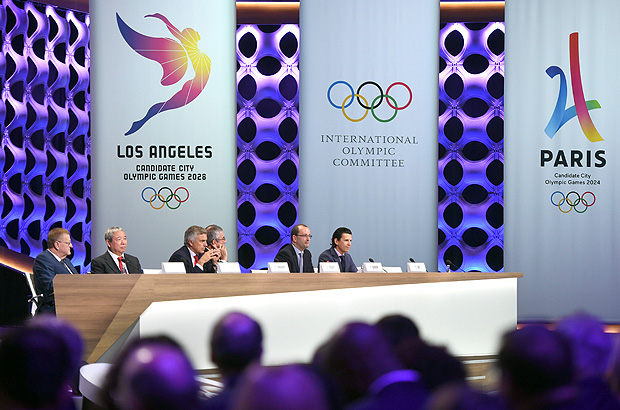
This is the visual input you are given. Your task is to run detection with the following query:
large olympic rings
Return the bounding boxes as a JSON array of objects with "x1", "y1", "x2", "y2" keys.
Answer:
[
  {"x1": 141, "y1": 187, "x2": 190, "y2": 210},
  {"x1": 550, "y1": 191, "x2": 596, "y2": 213},
  {"x1": 327, "y1": 81, "x2": 413, "y2": 122}
]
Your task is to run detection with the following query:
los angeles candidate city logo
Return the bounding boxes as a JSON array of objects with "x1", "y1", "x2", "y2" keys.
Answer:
[{"x1": 117, "y1": 13, "x2": 211, "y2": 135}]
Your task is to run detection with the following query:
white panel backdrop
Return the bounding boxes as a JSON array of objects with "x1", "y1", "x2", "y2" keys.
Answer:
[
  {"x1": 299, "y1": 0, "x2": 439, "y2": 271},
  {"x1": 505, "y1": 0, "x2": 620, "y2": 321},
  {"x1": 90, "y1": 0, "x2": 237, "y2": 268}
]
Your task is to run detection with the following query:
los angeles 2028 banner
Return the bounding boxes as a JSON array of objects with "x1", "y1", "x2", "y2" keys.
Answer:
[
  {"x1": 299, "y1": 0, "x2": 439, "y2": 270},
  {"x1": 505, "y1": 0, "x2": 620, "y2": 321},
  {"x1": 90, "y1": 0, "x2": 236, "y2": 269}
]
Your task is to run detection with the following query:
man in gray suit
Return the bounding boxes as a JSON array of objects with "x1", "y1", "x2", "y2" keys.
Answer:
[{"x1": 90, "y1": 227, "x2": 143, "y2": 274}]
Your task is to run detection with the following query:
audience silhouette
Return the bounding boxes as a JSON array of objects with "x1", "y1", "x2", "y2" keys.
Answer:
[{"x1": 2, "y1": 311, "x2": 620, "y2": 410}]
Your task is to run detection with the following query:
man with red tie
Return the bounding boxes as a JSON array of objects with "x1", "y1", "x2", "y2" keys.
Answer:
[
  {"x1": 169, "y1": 225, "x2": 220, "y2": 273},
  {"x1": 90, "y1": 227, "x2": 143, "y2": 274}
]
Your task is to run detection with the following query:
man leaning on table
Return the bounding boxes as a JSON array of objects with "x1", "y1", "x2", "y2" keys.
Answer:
[
  {"x1": 169, "y1": 225, "x2": 220, "y2": 273},
  {"x1": 33, "y1": 227, "x2": 79, "y2": 314},
  {"x1": 274, "y1": 224, "x2": 314, "y2": 273},
  {"x1": 90, "y1": 227, "x2": 143, "y2": 274}
]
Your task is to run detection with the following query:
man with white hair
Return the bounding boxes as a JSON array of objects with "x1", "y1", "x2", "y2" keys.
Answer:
[{"x1": 90, "y1": 227, "x2": 143, "y2": 274}]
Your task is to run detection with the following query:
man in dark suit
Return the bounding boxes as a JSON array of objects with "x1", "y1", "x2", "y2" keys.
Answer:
[
  {"x1": 90, "y1": 227, "x2": 143, "y2": 274},
  {"x1": 32, "y1": 227, "x2": 79, "y2": 314},
  {"x1": 274, "y1": 224, "x2": 314, "y2": 273},
  {"x1": 318, "y1": 227, "x2": 358, "y2": 272},
  {"x1": 168, "y1": 225, "x2": 220, "y2": 273}
]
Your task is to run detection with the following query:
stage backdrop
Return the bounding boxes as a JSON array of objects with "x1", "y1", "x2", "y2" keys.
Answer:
[
  {"x1": 90, "y1": 0, "x2": 236, "y2": 267},
  {"x1": 299, "y1": 0, "x2": 439, "y2": 270},
  {"x1": 505, "y1": 0, "x2": 620, "y2": 321}
]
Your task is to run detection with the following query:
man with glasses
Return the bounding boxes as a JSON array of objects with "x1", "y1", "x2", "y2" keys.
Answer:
[
  {"x1": 169, "y1": 225, "x2": 220, "y2": 273},
  {"x1": 90, "y1": 227, "x2": 143, "y2": 274},
  {"x1": 206, "y1": 224, "x2": 228, "y2": 266},
  {"x1": 33, "y1": 227, "x2": 79, "y2": 314},
  {"x1": 274, "y1": 224, "x2": 314, "y2": 273}
]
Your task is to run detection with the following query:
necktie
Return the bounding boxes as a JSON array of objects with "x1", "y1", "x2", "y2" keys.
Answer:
[
  {"x1": 62, "y1": 259, "x2": 75, "y2": 274},
  {"x1": 298, "y1": 251, "x2": 303, "y2": 273},
  {"x1": 340, "y1": 255, "x2": 345, "y2": 272},
  {"x1": 194, "y1": 255, "x2": 199, "y2": 266},
  {"x1": 118, "y1": 256, "x2": 123, "y2": 272}
]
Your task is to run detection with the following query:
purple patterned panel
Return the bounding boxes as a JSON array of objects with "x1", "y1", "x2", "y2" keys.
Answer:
[
  {"x1": 1, "y1": 0, "x2": 90, "y2": 271},
  {"x1": 438, "y1": 22, "x2": 504, "y2": 272},
  {"x1": 236, "y1": 24, "x2": 300, "y2": 271}
]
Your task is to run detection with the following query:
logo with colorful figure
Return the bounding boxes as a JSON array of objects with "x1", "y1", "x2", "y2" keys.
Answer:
[
  {"x1": 545, "y1": 32, "x2": 602, "y2": 142},
  {"x1": 117, "y1": 13, "x2": 211, "y2": 135}
]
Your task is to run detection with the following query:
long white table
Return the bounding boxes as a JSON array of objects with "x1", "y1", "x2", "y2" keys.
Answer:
[{"x1": 54, "y1": 272, "x2": 522, "y2": 367}]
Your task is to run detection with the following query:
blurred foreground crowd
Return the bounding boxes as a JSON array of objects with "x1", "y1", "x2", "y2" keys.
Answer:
[{"x1": 1, "y1": 311, "x2": 620, "y2": 410}]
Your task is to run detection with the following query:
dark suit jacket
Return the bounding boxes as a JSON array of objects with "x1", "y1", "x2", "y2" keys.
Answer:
[
  {"x1": 318, "y1": 247, "x2": 358, "y2": 272},
  {"x1": 169, "y1": 246, "x2": 215, "y2": 273},
  {"x1": 346, "y1": 378, "x2": 429, "y2": 410},
  {"x1": 274, "y1": 244, "x2": 314, "y2": 273},
  {"x1": 90, "y1": 252, "x2": 143, "y2": 274},
  {"x1": 33, "y1": 250, "x2": 78, "y2": 314}
]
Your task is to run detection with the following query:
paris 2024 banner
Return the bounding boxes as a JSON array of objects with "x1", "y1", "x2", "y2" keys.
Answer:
[{"x1": 505, "y1": 0, "x2": 620, "y2": 321}]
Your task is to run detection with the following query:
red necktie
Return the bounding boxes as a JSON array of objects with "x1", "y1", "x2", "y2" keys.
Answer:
[
  {"x1": 194, "y1": 255, "x2": 199, "y2": 266},
  {"x1": 118, "y1": 256, "x2": 123, "y2": 273}
]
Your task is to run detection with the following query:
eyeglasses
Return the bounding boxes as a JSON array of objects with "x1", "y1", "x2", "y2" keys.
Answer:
[
  {"x1": 57, "y1": 241, "x2": 72, "y2": 246},
  {"x1": 218, "y1": 237, "x2": 226, "y2": 242},
  {"x1": 296, "y1": 234, "x2": 312, "y2": 239}
]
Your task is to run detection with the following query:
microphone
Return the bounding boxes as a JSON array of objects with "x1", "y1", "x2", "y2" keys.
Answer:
[
  {"x1": 121, "y1": 257, "x2": 128, "y2": 274},
  {"x1": 409, "y1": 257, "x2": 416, "y2": 263},
  {"x1": 445, "y1": 260, "x2": 464, "y2": 273}
]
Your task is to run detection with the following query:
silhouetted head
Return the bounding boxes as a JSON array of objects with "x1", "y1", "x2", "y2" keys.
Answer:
[
  {"x1": 210, "y1": 312, "x2": 263, "y2": 378},
  {"x1": 0, "y1": 325, "x2": 73, "y2": 409},
  {"x1": 103, "y1": 336, "x2": 200, "y2": 410},
  {"x1": 556, "y1": 312, "x2": 612, "y2": 379},
  {"x1": 28, "y1": 314, "x2": 84, "y2": 390},
  {"x1": 321, "y1": 322, "x2": 402, "y2": 402},
  {"x1": 375, "y1": 314, "x2": 421, "y2": 349},
  {"x1": 498, "y1": 326, "x2": 573, "y2": 402},
  {"x1": 398, "y1": 341, "x2": 466, "y2": 391},
  {"x1": 232, "y1": 364, "x2": 328, "y2": 410}
]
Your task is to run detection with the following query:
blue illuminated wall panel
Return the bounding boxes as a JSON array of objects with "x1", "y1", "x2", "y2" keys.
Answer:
[
  {"x1": 1, "y1": 0, "x2": 505, "y2": 274},
  {"x1": 438, "y1": 22, "x2": 505, "y2": 272},
  {"x1": 1, "y1": 0, "x2": 90, "y2": 271}
]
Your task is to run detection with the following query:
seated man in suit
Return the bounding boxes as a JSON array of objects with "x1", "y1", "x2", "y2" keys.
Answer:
[
  {"x1": 32, "y1": 227, "x2": 79, "y2": 314},
  {"x1": 169, "y1": 225, "x2": 220, "y2": 273},
  {"x1": 90, "y1": 227, "x2": 143, "y2": 274},
  {"x1": 318, "y1": 227, "x2": 357, "y2": 272},
  {"x1": 206, "y1": 224, "x2": 228, "y2": 264},
  {"x1": 274, "y1": 224, "x2": 314, "y2": 273}
]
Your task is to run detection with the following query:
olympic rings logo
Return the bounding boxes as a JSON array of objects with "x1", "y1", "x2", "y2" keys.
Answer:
[
  {"x1": 550, "y1": 191, "x2": 596, "y2": 213},
  {"x1": 141, "y1": 187, "x2": 190, "y2": 210},
  {"x1": 327, "y1": 81, "x2": 413, "y2": 122}
]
